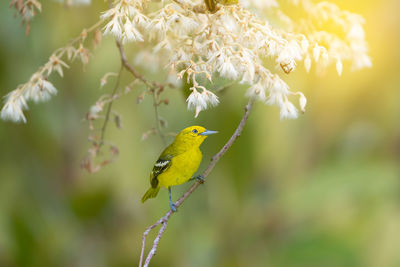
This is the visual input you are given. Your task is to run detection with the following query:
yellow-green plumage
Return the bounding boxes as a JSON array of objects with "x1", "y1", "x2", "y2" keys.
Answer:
[{"x1": 141, "y1": 126, "x2": 217, "y2": 207}]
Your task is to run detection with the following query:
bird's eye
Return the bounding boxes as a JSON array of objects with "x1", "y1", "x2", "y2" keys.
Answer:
[{"x1": 192, "y1": 129, "x2": 198, "y2": 134}]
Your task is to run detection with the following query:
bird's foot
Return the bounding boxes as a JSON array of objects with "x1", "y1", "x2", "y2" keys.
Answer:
[
  {"x1": 192, "y1": 175, "x2": 205, "y2": 184},
  {"x1": 170, "y1": 203, "x2": 177, "y2": 212}
]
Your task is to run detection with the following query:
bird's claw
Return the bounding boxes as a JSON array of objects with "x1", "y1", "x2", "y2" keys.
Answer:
[
  {"x1": 170, "y1": 203, "x2": 177, "y2": 212},
  {"x1": 195, "y1": 175, "x2": 205, "y2": 184}
]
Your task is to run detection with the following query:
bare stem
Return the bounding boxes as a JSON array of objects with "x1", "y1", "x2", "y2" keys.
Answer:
[
  {"x1": 115, "y1": 39, "x2": 172, "y2": 144},
  {"x1": 115, "y1": 40, "x2": 170, "y2": 91},
  {"x1": 99, "y1": 64, "x2": 123, "y2": 146},
  {"x1": 152, "y1": 90, "x2": 167, "y2": 146},
  {"x1": 139, "y1": 98, "x2": 255, "y2": 267}
]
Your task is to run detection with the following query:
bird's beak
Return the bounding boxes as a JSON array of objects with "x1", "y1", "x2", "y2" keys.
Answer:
[{"x1": 199, "y1": 130, "x2": 218, "y2": 136}]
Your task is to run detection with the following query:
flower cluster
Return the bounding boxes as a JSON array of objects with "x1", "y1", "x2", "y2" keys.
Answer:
[
  {"x1": 1, "y1": 27, "x2": 98, "y2": 123},
  {"x1": 0, "y1": 67, "x2": 61, "y2": 123},
  {"x1": 9, "y1": 0, "x2": 42, "y2": 35},
  {"x1": 2, "y1": 0, "x2": 371, "y2": 123},
  {"x1": 101, "y1": 0, "x2": 149, "y2": 44},
  {"x1": 100, "y1": 0, "x2": 371, "y2": 119}
]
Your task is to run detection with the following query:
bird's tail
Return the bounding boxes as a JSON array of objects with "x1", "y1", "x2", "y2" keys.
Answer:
[{"x1": 141, "y1": 187, "x2": 160, "y2": 203}]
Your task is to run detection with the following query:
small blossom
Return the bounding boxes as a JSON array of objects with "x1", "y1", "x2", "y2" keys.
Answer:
[
  {"x1": 218, "y1": 58, "x2": 238, "y2": 80},
  {"x1": 187, "y1": 89, "x2": 207, "y2": 118},
  {"x1": 47, "y1": 55, "x2": 69, "y2": 77},
  {"x1": 280, "y1": 99, "x2": 298, "y2": 120},
  {"x1": 88, "y1": 102, "x2": 103, "y2": 119},
  {"x1": 304, "y1": 55, "x2": 311, "y2": 73},
  {"x1": 246, "y1": 82, "x2": 266, "y2": 101},
  {"x1": 103, "y1": 17, "x2": 122, "y2": 39},
  {"x1": 25, "y1": 78, "x2": 57, "y2": 103},
  {"x1": 65, "y1": 46, "x2": 76, "y2": 61},
  {"x1": 123, "y1": 20, "x2": 144, "y2": 43},
  {"x1": 201, "y1": 90, "x2": 219, "y2": 107},
  {"x1": 1, "y1": 90, "x2": 28, "y2": 123},
  {"x1": 76, "y1": 44, "x2": 90, "y2": 65},
  {"x1": 277, "y1": 40, "x2": 302, "y2": 73},
  {"x1": 147, "y1": 19, "x2": 166, "y2": 41},
  {"x1": 187, "y1": 88, "x2": 219, "y2": 118},
  {"x1": 296, "y1": 92, "x2": 307, "y2": 113},
  {"x1": 313, "y1": 44, "x2": 321, "y2": 62}
]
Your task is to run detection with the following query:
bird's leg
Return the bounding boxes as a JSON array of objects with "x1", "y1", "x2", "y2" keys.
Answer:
[
  {"x1": 168, "y1": 187, "x2": 177, "y2": 212},
  {"x1": 189, "y1": 175, "x2": 205, "y2": 184}
]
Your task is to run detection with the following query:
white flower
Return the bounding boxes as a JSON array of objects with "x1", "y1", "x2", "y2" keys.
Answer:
[
  {"x1": 187, "y1": 89, "x2": 207, "y2": 118},
  {"x1": 313, "y1": 44, "x2": 321, "y2": 62},
  {"x1": 218, "y1": 58, "x2": 238, "y2": 80},
  {"x1": 276, "y1": 40, "x2": 303, "y2": 74},
  {"x1": 25, "y1": 78, "x2": 57, "y2": 103},
  {"x1": 123, "y1": 20, "x2": 143, "y2": 43},
  {"x1": 201, "y1": 90, "x2": 219, "y2": 107},
  {"x1": 103, "y1": 18, "x2": 122, "y2": 39},
  {"x1": 100, "y1": 8, "x2": 117, "y2": 20},
  {"x1": 147, "y1": 19, "x2": 166, "y2": 41},
  {"x1": 134, "y1": 13, "x2": 149, "y2": 28},
  {"x1": 280, "y1": 99, "x2": 298, "y2": 120},
  {"x1": 172, "y1": 15, "x2": 199, "y2": 36},
  {"x1": 89, "y1": 102, "x2": 103, "y2": 119},
  {"x1": 266, "y1": 75, "x2": 290, "y2": 106},
  {"x1": 297, "y1": 92, "x2": 307, "y2": 113},
  {"x1": 1, "y1": 90, "x2": 28, "y2": 123},
  {"x1": 47, "y1": 55, "x2": 69, "y2": 77},
  {"x1": 246, "y1": 82, "x2": 266, "y2": 101},
  {"x1": 186, "y1": 88, "x2": 219, "y2": 117},
  {"x1": 301, "y1": 38, "x2": 309, "y2": 52}
]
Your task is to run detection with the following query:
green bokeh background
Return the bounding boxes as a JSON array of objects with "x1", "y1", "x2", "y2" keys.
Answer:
[{"x1": 1, "y1": 1, "x2": 400, "y2": 266}]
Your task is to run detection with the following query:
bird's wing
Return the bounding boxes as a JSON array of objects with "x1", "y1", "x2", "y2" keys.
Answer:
[{"x1": 150, "y1": 155, "x2": 172, "y2": 188}]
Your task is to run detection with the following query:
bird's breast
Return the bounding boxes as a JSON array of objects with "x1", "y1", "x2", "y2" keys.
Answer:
[{"x1": 158, "y1": 148, "x2": 202, "y2": 187}]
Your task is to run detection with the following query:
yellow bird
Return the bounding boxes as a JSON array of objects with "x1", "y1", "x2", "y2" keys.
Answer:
[{"x1": 141, "y1": 126, "x2": 218, "y2": 212}]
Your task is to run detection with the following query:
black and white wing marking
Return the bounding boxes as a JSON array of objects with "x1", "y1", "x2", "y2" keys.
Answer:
[{"x1": 150, "y1": 157, "x2": 172, "y2": 188}]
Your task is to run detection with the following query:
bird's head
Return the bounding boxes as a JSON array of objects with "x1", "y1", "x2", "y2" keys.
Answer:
[{"x1": 174, "y1": 126, "x2": 218, "y2": 150}]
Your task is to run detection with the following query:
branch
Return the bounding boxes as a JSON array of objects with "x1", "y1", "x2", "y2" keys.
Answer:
[
  {"x1": 115, "y1": 39, "x2": 171, "y2": 144},
  {"x1": 151, "y1": 90, "x2": 167, "y2": 146},
  {"x1": 99, "y1": 64, "x2": 123, "y2": 146},
  {"x1": 139, "y1": 98, "x2": 255, "y2": 267},
  {"x1": 115, "y1": 40, "x2": 171, "y2": 91}
]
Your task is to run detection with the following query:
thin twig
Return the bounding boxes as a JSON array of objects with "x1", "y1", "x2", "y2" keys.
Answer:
[
  {"x1": 152, "y1": 90, "x2": 167, "y2": 146},
  {"x1": 115, "y1": 40, "x2": 170, "y2": 91},
  {"x1": 115, "y1": 39, "x2": 171, "y2": 144},
  {"x1": 139, "y1": 98, "x2": 255, "y2": 267},
  {"x1": 99, "y1": 64, "x2": 123, "y2": 146}
]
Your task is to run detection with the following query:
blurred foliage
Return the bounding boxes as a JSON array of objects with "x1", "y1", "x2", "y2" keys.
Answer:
[{"x1": 1, "y1": 0, "x2": 400, "y2": 267}]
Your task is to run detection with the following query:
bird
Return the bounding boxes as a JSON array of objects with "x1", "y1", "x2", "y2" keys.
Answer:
[{"x1": 141, "y1": 126, "x2": 218, "y2": 212}]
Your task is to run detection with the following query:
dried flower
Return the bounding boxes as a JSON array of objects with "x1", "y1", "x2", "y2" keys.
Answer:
[
  {"x1": 1, "y1": 90, "x2": 28, "y2": 123},
  {"x1": 187, "y1": 88, "x2": 219, "y2": 118}
]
